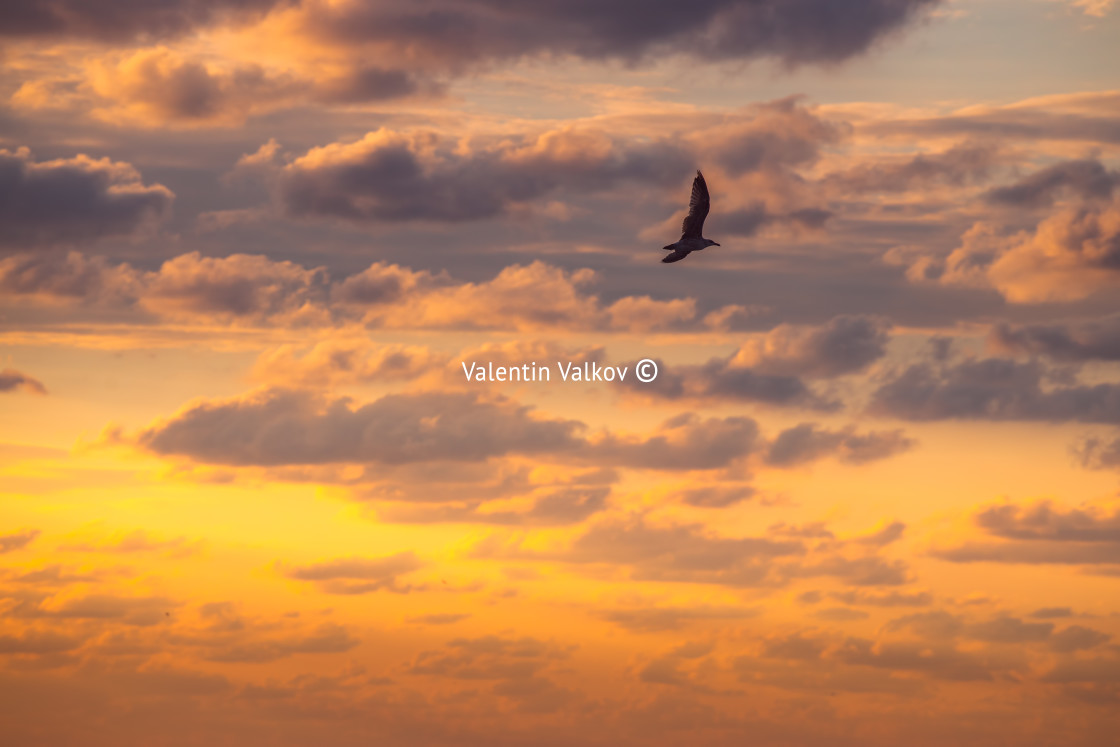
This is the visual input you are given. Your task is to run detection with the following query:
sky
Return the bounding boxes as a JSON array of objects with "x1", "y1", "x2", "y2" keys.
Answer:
[{"x1": 1, "y1": 0, "x2": 1120, "y2": 744}]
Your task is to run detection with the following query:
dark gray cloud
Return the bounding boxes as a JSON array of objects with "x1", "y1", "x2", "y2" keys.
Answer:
[
  {"x1": 204, "y1": 623, "x2": 360, "y2": 662},
  {"x1": 0, "y1": 0, "x2": 276, "y2": 40},
  {"x1": 12, "y1": 593, "x2": 177, "y2": 626},
  {"x1": 0, "y1": 529, "x2": 41, "y2": 553},
  {"x1": 138, "y1": 389, "x2": 583, "y2": 466},
  {"x1": 870, "y1": 357, "x2": 1120, "y2": 424},
  {"x1": 591, "y1": 413, "x2": 760, "y2": 471},
  {"x1": 824, "y1": 142, "x2": 1001, "y2": 193},
  {"x1": 0, "y1": 148, "x2": 173, "y2": 249},
  {"x1": 485, "y1": 515, "x2": 911, "y2": 589},
  {"x1": 933, "y1": 501, "x2": 1120, "y2": 566},
  {"x1": 281, "y1": 552, "x2": 423, "y2": 595},
  {"x1": 866, "y1": 93, "x2": 1120, "y2": 145},
  {"x1": 0, "y1": 631, "x2": 82, "y2": 655},
  {"x1": 678, "y1": 485, "x2": 756, "y2": 508},
  {"x1": 623, "y1": 356, "x2": 836, "y2": 410},
  {"x1": 407, "y1": 613, "x2": 471, "y2": 626},
  {"x1": 740, "y1": 315, "x2": 892, "y2": 378},
  {"x1": 985, "y1": 159, "x2": 1119, "y2": 209},
  {"x1": 408, "y1": 634, "x2": 576, "y2": 712},
  {"x1": 829, "y1": 589, "x2": 932, "y2": 607},
  {"x1": 315, "y1": 66, "x2": 440, "y2": 104},
  {"x1": 0, "y1": 369, "x2": 47, "y2": 395},
  {"x1": 835, "y1": 637, "x2": 992, "y2": 681},
  {"x1": 765, "y1": 423, "x2": 914, "y2": 467},
  {"x1": 991, "y1": 315, "x2": 1120, "y2": 362},
  {"x1": 302, "y1": 0, "x2": 942, "y2": 70},
  {"x1": 377, "y1": 487, "x2": 609, "y2": 526},
  {"x1": 1050, "y1": 625, "x2": 1111, "y2": 653},
  {"x1": 599, "y1": 605, "x2": 759, "y2": 632},
  {"x1": 715, "y1": 202, "x2": 833, "y2": 237},
  {"x1": 279, "y1": 128, "x2": 691, "y2": 224},
  {"x1": 2, "y1": 0, "x2": 941, "y2": 70}
]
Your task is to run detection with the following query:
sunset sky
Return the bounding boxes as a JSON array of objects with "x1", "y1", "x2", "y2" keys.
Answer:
[{"x1": 2, "y1": 1, "x2": 1120, "y2": 744}]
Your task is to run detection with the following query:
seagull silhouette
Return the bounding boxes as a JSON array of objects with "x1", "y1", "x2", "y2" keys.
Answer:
[{"x1": 662, "y1": 170, "x2": 719, "y2": 263}]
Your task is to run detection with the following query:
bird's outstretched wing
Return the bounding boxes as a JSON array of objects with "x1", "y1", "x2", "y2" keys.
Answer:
[
  {"x1": 662, "y1": 250, "x2": 690, "y2": 263},
  {"x1": 680, "y1": 170, "x2": 710, "y2": 239}
]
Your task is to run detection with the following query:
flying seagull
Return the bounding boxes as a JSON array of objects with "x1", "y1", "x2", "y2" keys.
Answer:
[{"x1": 662, "y1": 170, "x2": 719, "y2": 263}]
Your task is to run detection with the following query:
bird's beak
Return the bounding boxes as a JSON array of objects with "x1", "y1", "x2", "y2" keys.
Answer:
[{"x1": 713, "y1": 242, "x2": 721, "y2": 246}]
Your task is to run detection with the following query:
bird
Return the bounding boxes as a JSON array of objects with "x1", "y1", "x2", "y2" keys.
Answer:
[{"x1": 662, "y1": 170, "x2": 719, "y2": 263}]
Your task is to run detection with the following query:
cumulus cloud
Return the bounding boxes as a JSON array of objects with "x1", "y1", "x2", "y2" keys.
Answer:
[
  {"x1": 480, "y1": 515, "x2": 910, "y2": 589},
  {"x1": 589, "y1": 413, "x2": 761, "y2": 471},
  {"x1": 824, "y1": 142, "x2": 1001, "y2": 194},
  {"x1": 293, "y1": 0, "x2": 942, "y2": 71},
  {"x1": 622, "y1": 354, "x2": 836, "y2": 410},
  {"x1": 870, "y1": 357, "x2": 1120, "y2": 424},
  {"x1": 282, "y1": 552, "x2": 423, "y2": 595},
  {"x1": 932, "y1": 501, "x2": 1120, "y2": 566},
  {"x1": 137, "y1": 389, "x2": 583, "y2": 467},
  {"x1": 0, "y1": 369, "x2": 47, "y2": 395},
  {"x1": 985, "y1": 159, "x2": 1119, "y2": 209},
  {"x1": 990, "y1": 314, "x2": 1120, "y2": 362},
  {"x1": 0, "y1": 252, "x2": 718, "y2": 333},
  {"x1": 0, "y1": 0, "x2": 275, "y2": 41},
  {"x1": 277, "y1": 126, "x2": 690, "y2": 224},
  {"x1": 378, "y1": 487, "x2": 610, "y2": 526},
  {"x1": 0, "y1": 148, "x2": 172, "y2": 249},
  {"x1": 765, "y1": 424, "x2": 915, "y2": 467}
]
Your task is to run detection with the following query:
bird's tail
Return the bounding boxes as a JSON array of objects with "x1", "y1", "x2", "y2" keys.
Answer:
[{"x1": 662, "y1": 244, "x2": 676, "y2": 251}]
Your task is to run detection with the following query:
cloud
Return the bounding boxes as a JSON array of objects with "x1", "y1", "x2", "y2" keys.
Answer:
[
  {"x1": 1075, "y1": 433, "x2": 1120, "y2": 470},
  {"x1": 932, "y1": 500, "x2": 1120, "y2": 566},
  {"x1": 0, "y1": 370, "x2": 46, "y2": 395},
  {"x1": 870, "y1": 357, "x2": 1120, "y2": 424},
  {"x1": 407, "y1": 614, "x2": 471, "y2": 626},
  {"x1": 1050, "y1": 625, "x2": 1112, "y2": 653},
  {"x1": 985, "y1": 159, "x2": 1119, "y2": 209},
  {"x1": 0, "y1": 0, "x2": 276, "y2": 41},
  {"x1": 835, "y1": 637, "x2": 993, "y2": 681},
  {"x1": 622, "y1": 354, "x2": 837, "y2": 411},
  {"x1": 829, "y1": 589, "x2": 933, "y2": 607},
  {"x1": 0, "y1": 631, "x2": 83, "y2": 655},
  {"x1": 292, "y1": 0, "x2": 941, "y2": 72},
  {"x1": 277, "y1": 126, "x2": 689, "y2": 224},
  {"x1": 599, "y1": 605, "x2": 759, "y2": 632},
  {"x1": 0, "y1": 148, "x2": 173, "y2": 249},
  {"x1": 727, "y1": 315, "x2": 892, "y2": 378},
  {"x1": 0, "y1": 529, "x2": 40, "y2": 553},
  {"x1": 137, "y1": 389, "x2": 583, "y2": 466},
  {"x1": 0, "y1": 252, "x2": 140, "y2": 307},
  {"x1": 990, "y1": 314, "x2": 1120, "y2": 362},
  {"x1": 483, "y1": 515, "x2": 910, "y2": 589},
  {"x1": 14, "y1": 593, "x2": 177, "y2": 626},
  {"x1": 204, "y1": 623, "x2": 360, "y2": 662},
  {"x1": 764, "y1": 423, "x2": 915, "y2": 467},
  {"x1": 281, "y1": 552, "x2": 423, "y2": 594},
  {"x1": 139, "y1": 252, "x2": 331, "y2": 324},
  {"x1": 824, "y1": 142, "x2": 1001, "y2": 194},
  {"x1": 0, "y1": 252, "x2": 718, "y2": 333},
  {"x1": 62, "y1": 529, "x2": 202, "y2": 558},
  {"x1": 589, "y1": 413, "x2": 761, "y2": 471}
]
